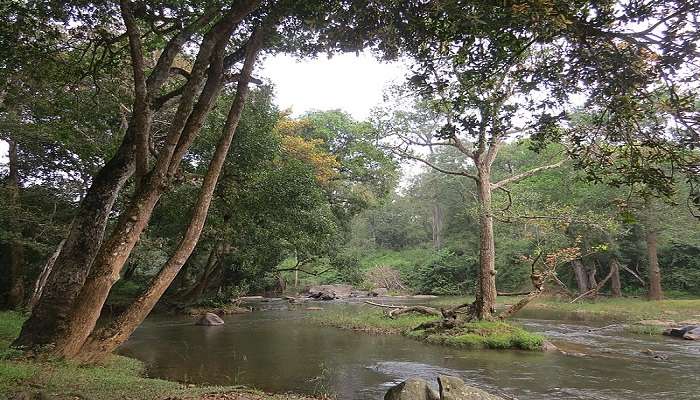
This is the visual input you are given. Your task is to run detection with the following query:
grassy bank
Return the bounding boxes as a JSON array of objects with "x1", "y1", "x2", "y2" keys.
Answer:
[
  {"x1": 0, "y1": 312, "x2": 316, "y2": 400},
  {"x1": 311, "y1": 308, "x2": 545, "y2": 351},
  {"x1": 426, "y1": 297, "x2": 700, "y2": 323}
]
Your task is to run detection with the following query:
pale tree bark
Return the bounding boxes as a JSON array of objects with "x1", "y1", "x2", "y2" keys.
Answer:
[
  {"x1": 571, "y1": 260, "x2": 590, "y2": 295},
  {"x1": 646, "y1": 230, "x2": 663, "y2": 300},
  {"x1": 6, "y1": 140, "x2": 25, "y2": 309},
  {"x1": 13, "y1": 2, "x2": 221, "y2": 348},
  {"x1": 75, "y1": 32, "x2": 266, "y2": 361},
  {"x1": 431, "y1": 203, "x2": 444, "y2": 249},
  {"x1": 610, "y1": 258, "x2": 622, "y2": 297},
  {"x1": 475, "y1": 165, "x2": 497, "y2": 319},
  {"x1": 27, "y1": 240, "x2": 65, "y2": 312},
  {"x1": 43, "y1": 1, "x2": 259, "y2": 357}
]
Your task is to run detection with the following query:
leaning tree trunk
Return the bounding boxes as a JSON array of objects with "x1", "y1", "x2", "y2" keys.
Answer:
[
  {"x1": 475, "y1": 166, "x2": 497, "y2": 320},
  {"x1": 14, "y1": 133, "x2": 135, "y2": 347},
  {"x1": 6, "y1": 140, "x2": 25, "y2": 309},
  {"x1": 27, "y1": 240, "x2": 65, "y2": 312},
  {"x1": 47, "y1": 4, "x2": 258, "y2": 357},
  {"x1": 610, "y1": 258, "x2": 622, "y2": 298},
  {"x1": 646, "y1": 230, "x2": 663, "y2": 300},
  {"x1": 74, "y1": 36, "x2": 264, "y2": 361}
]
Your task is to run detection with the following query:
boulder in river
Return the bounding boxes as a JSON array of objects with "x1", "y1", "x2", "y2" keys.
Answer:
[
  {"x1": 195, "y1": 312, "x2": 225, "y2": 326},
  {"x1": 306, "y1": 284, "x2": 354, "y2": 300},
  {"x1": 384, "y1": 378, "x2": 439, "y2": 400},
  {"x1": 438, "y1": 375, "x2": 504, "y2": 400},
  {"x1": 663, "y1": 325, "x2": 699, "y2": 339}
]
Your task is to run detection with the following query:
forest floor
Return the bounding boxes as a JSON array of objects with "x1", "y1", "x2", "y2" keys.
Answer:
[
  {"x1": 310, "y1": 308, "x2": 546, "y2": 350},
  {"x1": 0, "y1": 312, "x2": 319, "y2": 400}
]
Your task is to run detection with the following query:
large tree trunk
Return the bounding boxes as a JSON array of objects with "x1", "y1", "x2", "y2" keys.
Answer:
[
  {"x1": 6, "y1": 140, "x2": 25, "y2": 309},
  {"x1": 182, "y1": 243, "x2": 224, "y2": 302},
  {"x1": 14, "y1": 133, "x2": 136, "y2": 347},
  {"x1": 571, "y1": 260, "x2": 589, "y2": 295},
  {"x1": 610, "y1": 258, "x2": 622, "y2": 298},
  {"x1": 646, "y1": 230, "x2": 663, "y2": 300},
  {"x1": 475, "y1": 166, "x2": 497, "y2": 320},
  {"x1": 72, "y1": 32, "x2": 265, "y2": 361},
  {"x1": 47, "y1": 5, "x2": 259, "y2": 357}
]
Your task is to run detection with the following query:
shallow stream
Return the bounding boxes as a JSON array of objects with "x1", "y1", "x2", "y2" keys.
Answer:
[{"x1": 118, "y1": 299, "x2": 699, "y2": 399}]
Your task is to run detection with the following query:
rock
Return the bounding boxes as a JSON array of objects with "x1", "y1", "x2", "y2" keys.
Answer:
[
  {"x1": 683, "y1": 327, "x2": 700, "y2": 340},
  {"x1": 195, "y1": 312, "x2": 225, "y2": 326},
  {"x1": 437, "y1": 375, "x2": 504, "y2": 400},
  {"x1": 384, "y1": 378, "x2": 439, "y2": 400},
  {"x1": 541, "y1": 340, "x2": 558, "y2": 352},
  {"x1": 306, "y1": 284, "x2": 355, "y2": 300},
  {"x1": 663, "y1": 325, "x2": 698, "y2": 339},
  {"x1": 369, "y1": 287, "x2": 389, "y2": 297}
]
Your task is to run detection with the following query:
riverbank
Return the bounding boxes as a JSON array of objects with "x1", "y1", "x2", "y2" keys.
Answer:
[
  {"x1": 0, "y1": 312, "x2": 319, "y2": 400},
  {"x1": 310, "y1": 308, "x2": 545, "y2": 350},
  {"x1": 425, "y1": 296, "x2": 700, "y2": 323}
]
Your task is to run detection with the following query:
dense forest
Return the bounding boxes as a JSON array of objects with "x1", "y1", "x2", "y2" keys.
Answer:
[{"x1": 0, "y1": 1, "x2": 699, "y2": 399}]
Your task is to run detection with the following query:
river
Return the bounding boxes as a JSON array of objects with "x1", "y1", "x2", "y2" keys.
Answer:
[{"x1": 118, "y1": 299, "x2": 699, "y2": 399}]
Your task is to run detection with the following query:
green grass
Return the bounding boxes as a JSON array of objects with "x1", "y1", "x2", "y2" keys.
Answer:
[
  {"x1": 311, "y1": 309, "x2": 545, "y2": 351},
  {"x1": 0, "y1": 311, "x2": 315, "y2": 400},
  {"x1": 530, "y1": 298, "x2": 700, "y2": 322},
  {"x1": 624, "y1": 324, "x2": 666, "y2": 336}
]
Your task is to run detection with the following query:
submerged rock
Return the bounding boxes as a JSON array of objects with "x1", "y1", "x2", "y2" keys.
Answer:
[
  {"x1": 541, "y1": 340, "x2": 558, "y2": 352},
  {"x1": 384, "y1": 378, "x2": 439, "y2": 400},
  {"x1": 438, "y1": 375, "x2": 504, "y2": 400},
  {"x1": 195, "y1": 312, "x2": 225, "y2": 326}
]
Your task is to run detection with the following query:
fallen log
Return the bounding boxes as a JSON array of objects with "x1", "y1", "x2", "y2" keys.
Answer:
[{"x1": 364, "y1": 301, "x2": 441, "y2": 319}]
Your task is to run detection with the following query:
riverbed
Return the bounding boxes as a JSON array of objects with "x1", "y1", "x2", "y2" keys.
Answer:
[{"x1": 118, "y1": 299, "x2": 699, "y2": 399}]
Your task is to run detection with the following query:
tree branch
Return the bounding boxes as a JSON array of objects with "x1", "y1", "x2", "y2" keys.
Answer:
[{"x1": 491, "y1": 159, "x2": 566, "y2": 190}]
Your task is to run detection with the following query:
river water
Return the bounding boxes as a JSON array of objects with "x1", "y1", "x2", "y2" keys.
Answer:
[{"x1": 118, "y1": 299, "x2": 699, "y2": 399}]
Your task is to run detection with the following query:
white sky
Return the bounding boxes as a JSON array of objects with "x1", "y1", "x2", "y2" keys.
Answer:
[{"x1": 259, "y1": 51, "x2": 408, "y2": 120}]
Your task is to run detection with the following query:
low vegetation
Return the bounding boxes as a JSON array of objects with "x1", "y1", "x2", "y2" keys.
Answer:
[{"x1": 311, "y1": 308, "x2": 545, "y2": 351}]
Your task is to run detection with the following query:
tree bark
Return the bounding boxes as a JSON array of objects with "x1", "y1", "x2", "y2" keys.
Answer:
[
  {"x1": 646, "y1": 230, "x2": 663, "y2": 300},
  {"x1": 6, "y1": 140, "x2": 25, "y2": 309},
  {"x1": 14, "y1": 133, "x2": 136, "y2": 347},
  {"x1": 571, "y1": 260, "x2": 589, "y2": 295},
  {"x1": 610, "y1": 258, "x2": 622, "y2": 297},
  {"x1": 73, "y1": 30, "x2": 266, "y2": 361},
  {"x1": 27, "y1": 240, "x2": 65, "y2": 312},
  {"x1": 475, "y1": 166, "x2": 496, "y2": 320},
  {"x1": 182, "y1": 243, "x2": 223, "y2": 302}
]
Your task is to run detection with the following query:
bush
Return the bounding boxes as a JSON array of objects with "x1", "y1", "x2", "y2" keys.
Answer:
[{"x1": 408, "y1": 249, "x2": 476, "y2": 295}]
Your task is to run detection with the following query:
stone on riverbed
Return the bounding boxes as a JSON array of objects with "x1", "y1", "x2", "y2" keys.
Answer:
[
  {"x1": 438, "y1": 375, "x2": 504, "y2": 400},
  {"x1": 384, "y1": 378, "x2": 439, "y2": 400},
  {"x1": 195, "y1": 312, "x2": 225, "y2": 326},
  {"x1": 663, "y1": 325, "x2": 699, "y2": 340},
  {"x1": 384, "y1": 376, "x2": 503, "y2": 400},
  {"x1": 306, "y1": 284, "x2": 355, "y2": 300}
]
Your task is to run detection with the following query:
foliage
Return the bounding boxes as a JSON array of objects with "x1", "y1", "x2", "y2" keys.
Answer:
[{"x1": 409, "y1": 250, "x2": 476, "y2": 295}]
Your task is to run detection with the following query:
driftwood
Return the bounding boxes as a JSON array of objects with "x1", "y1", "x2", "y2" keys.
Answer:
[{"x1": 364, "y1": 301, "x2": 441, "y2": 318}]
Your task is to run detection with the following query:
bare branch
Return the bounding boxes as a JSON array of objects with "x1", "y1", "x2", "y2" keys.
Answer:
[{"x1": 491, "y1": 159, "x2": 566, "y2": 190}]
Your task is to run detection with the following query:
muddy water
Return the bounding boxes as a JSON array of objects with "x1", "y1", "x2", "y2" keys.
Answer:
[{"x1": 118, "y1": 300, "x2": 699, "y2": 399}]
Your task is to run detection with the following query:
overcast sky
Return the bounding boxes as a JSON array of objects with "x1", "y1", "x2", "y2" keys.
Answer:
[{"x1": 259, "y1": 51, "x2": 408, "y2": 120}]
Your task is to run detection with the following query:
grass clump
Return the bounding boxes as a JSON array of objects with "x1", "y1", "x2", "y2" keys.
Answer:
[
  {"x1": 312, "y1": 308, "x2": 545, "y2": 351},
  {"x1": 624, "y1": 324, "x2": 666, "y2": 336}
]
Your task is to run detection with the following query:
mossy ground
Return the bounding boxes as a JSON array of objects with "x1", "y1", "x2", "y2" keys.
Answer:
[
  {"x1": 0, "y1": 311, "x2": 316, "y2": 400},
  {"x1": 311, "y1": 309, "x2": 545, "y2": 351}
]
